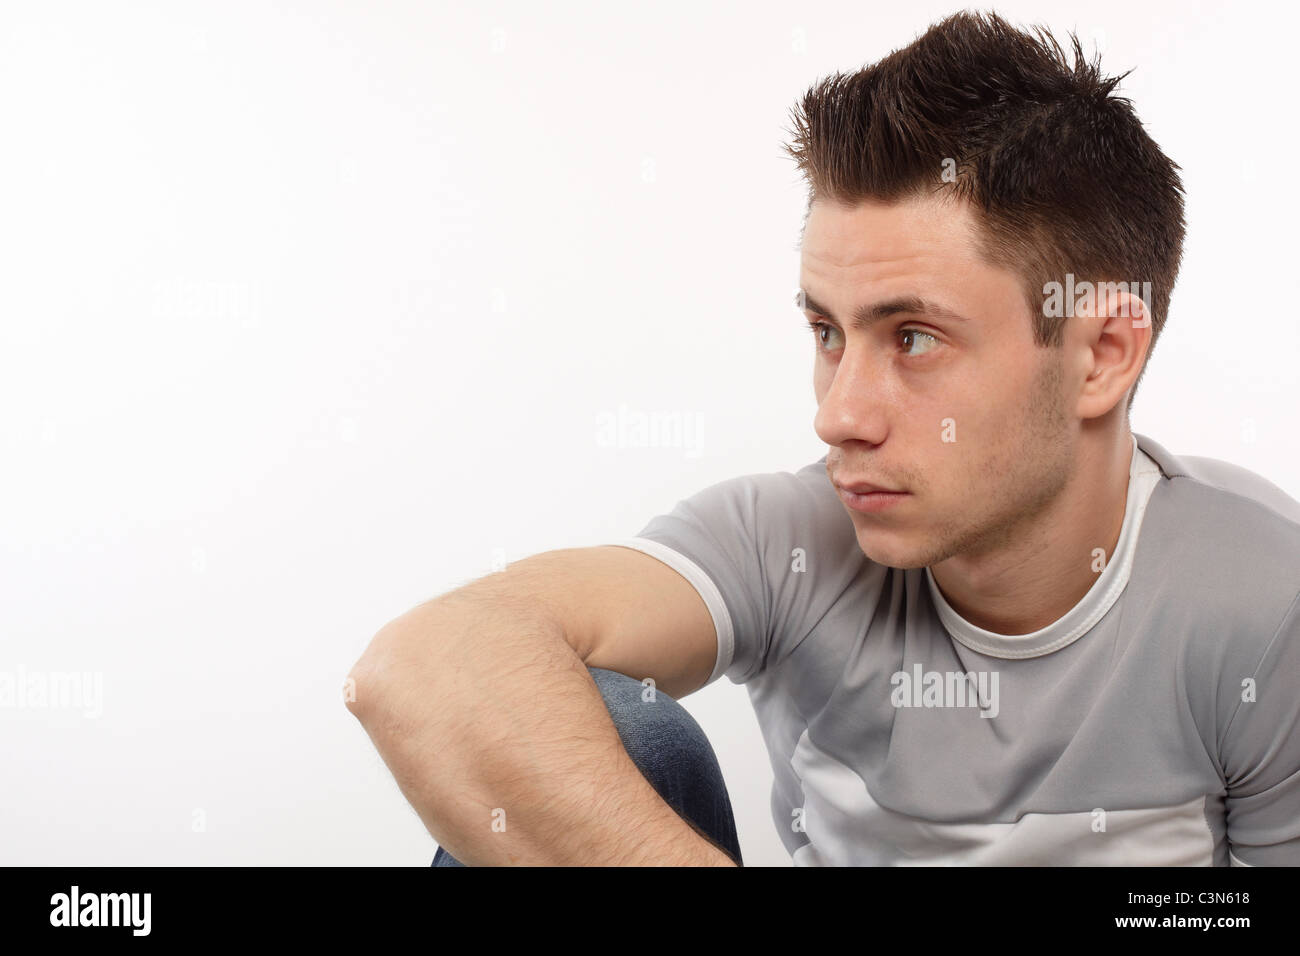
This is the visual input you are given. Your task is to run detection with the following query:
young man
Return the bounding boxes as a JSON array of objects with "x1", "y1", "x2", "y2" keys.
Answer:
[{"x1": 347, "y1": 11, "x2": 1300, "y2": 866}]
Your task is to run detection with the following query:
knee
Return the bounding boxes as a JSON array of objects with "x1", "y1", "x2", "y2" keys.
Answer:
[
  {"x1": 586, "y1": 665, "x2": 692, "y2": 729},
  {"x1": 585, "y1": 666, "x2": 717, "y2": 781}
]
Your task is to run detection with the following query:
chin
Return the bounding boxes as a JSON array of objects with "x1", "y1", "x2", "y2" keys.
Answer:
[{"x1": 853, "y1": 528, "x2": 935, "y2": 570}]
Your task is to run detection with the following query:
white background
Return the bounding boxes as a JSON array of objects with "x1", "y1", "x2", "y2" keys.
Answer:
[{"x1": 2, "y1": 0, "x2": 1297, "y2": 867}]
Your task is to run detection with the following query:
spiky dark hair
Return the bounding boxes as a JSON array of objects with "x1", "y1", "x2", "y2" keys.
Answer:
[{"x1": 782, "y1": 10, "x2": 1186, "y2": 407}]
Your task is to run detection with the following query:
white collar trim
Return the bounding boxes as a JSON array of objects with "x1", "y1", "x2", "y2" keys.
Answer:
[{"x1": 923, "y1": 435, "x2": 1162, "y2": 660}]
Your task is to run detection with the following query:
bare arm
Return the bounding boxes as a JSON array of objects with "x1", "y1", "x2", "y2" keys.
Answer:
[{"x1": 345, "y1": 546, "x2": 737, "y2": 866}]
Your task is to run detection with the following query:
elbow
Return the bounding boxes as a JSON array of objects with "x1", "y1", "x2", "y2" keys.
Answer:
[
  {"x1": 343, "y1": 619, "x2": 407, "y2": 721},
  {"x1": 343, "y1": 658, "x2": 374, "y2": 720},
  {"x1": 343, "y1": 656, "x2": 381, "y2": 722},
  {"x1": 344, "y1": 593, "x2": 478, "y2": 724}
]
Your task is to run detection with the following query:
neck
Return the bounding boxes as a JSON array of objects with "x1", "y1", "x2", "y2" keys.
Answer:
[{"x1": 929, "y1": 425, "x2": 1134, "y2": 635}]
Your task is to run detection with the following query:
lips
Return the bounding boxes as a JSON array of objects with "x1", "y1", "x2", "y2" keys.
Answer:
[
  {"x1": 833, "y1": 478, "x2": 905, "y2": 495},
  {"x1": 832, "y1": 476, "x2": 910, "y2": 515}
]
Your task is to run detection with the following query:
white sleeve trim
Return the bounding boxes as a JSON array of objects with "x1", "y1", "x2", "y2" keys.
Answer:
[
  {"x1": 603, "y1": 537, "x2": 735, "y2": 687},
  {"x1": 1228, "y1": 849, "x2": 1254, "y2": 867}
]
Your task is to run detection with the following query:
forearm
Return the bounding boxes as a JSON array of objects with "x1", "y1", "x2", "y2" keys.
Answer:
[{"x1": 347, "y1": 583, "x2": 736, "y2": 866}]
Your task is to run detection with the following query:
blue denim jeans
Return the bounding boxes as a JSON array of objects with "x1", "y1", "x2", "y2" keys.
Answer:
[{"x1": 431, "y1": 666, "x2": 743, "y2": 866}]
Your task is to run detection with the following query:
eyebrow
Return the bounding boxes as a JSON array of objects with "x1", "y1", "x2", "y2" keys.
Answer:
[{"x1": 795, "y1": 289, "x2": 971, "y2": 330}]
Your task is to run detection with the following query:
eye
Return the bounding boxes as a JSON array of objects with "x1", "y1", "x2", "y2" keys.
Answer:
[
  {"x1": 805, "y1": 319, "x2": 843, "y2": 352},
  {"x1": 899, "y1": 328, "x2": 940, "y2": 356}
]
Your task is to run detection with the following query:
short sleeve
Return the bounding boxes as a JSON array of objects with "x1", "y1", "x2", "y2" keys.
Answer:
[
  {"x1": 607, "y1": 473, "x2": 771, "y2": 685},
  {"x1": 1221, "y1": 593, "x2": 1300, "y2": 865},
  {"x1": 606, "y1": 458, "x2": 862, "y2": 687}
]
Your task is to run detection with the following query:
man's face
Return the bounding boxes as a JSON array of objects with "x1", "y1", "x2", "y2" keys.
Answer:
[{"x1": 799, "y1": 193, "x2": 1076, "y2": 569}]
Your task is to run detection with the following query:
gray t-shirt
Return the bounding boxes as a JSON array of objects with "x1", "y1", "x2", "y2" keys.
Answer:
[{"x1": 606, "y1": 433, "x2": 1300, "y2": 865}]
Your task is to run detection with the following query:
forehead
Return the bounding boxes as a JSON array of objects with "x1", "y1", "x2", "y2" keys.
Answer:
[
  {"x1": 797, "y1": 193, "x2": 1033, "y2": 333},
  {"x1": 799, "y1": 193, "x2": 985, "y2": 269}
]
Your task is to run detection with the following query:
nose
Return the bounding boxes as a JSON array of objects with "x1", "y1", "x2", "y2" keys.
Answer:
[{"x1": 813, "y1": 346, "x2": 890, "y2": 449}]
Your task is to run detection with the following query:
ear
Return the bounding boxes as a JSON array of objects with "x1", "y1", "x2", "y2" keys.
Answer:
[{"x1": 1073, "y1": 282, "x2": 1152, "y2": 420}]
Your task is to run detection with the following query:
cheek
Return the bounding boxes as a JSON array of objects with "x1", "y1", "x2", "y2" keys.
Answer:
[
  {"x1": 917, "y1": 361, "x2": 1016, "y2": 446},
  {"x1": 812, "y1": 362, "x2": 832, "y2": 402}
]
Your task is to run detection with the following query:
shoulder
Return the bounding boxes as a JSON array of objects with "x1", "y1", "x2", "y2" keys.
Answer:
[
  {"x1": 661, "y1": 456, "x2": 847, "y2": 532},
  {"x1": 628, "y1": 455, "x2": 861, "y2": 578},
  {"x1": 1134, "y1": 433, "x2": 1300, "y2": 674},
  {"x1": 1137, "y1": 433, "x2": 1300, "y2": 574},
  {"x1": 659, "y1": 456, "x2": 868, "y2": 589},
  {"x1": 1138, "y1": 432, "x2": 1300, "y2": 528}
]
